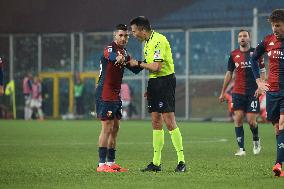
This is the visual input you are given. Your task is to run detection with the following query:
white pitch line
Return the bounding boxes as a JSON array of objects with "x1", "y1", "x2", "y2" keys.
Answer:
[{"x1": 0, "y1": 138, "x2": 228, "y2": 146}]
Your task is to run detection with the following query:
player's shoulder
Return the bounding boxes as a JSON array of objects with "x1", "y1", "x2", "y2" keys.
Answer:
[
  {"x1": 231, "y1": 48, "x2": 241, "y2": 55},
  {"x1": 104, "y1": 42, "x2": 116, "y2": 53},
  {"x1": 264, "y1": 34, "x2": 275, "y2": 41},
  {"x1": 260, "y1": 34, "x2": 276, "y2": 45}
]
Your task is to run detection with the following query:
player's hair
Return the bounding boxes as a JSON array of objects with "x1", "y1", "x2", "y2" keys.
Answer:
[
  {"x1": 130, "y1": 16, "x2": 151, "y2": 31},
  {"x1": 115, "y1": 24, "x2": 128, "y2": 31},
  {"x1": 238, "y1": 29, "x2": 250, "y2": 37},
  {"x1": 268, "y1": 9, "x2": 284, "y2": 23}
]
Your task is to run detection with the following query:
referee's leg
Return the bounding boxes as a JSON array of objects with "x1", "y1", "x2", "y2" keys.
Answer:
[{"x1": 163, "y1": 112, "x2": 186, "y2": 172}]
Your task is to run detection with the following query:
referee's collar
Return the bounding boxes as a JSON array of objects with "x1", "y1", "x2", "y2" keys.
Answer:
[{"x1": 146, "y1": 30, "x2": 155, "y2": 43}]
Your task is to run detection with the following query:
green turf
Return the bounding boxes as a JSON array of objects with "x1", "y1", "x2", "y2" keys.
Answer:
[{"x1": 0, "y1": 120, "x2": 284, "y2": 189}]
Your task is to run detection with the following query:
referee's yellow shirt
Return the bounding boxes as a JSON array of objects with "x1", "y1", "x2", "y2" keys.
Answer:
[{"x1": 143, "y1": 31, "x2": 174, "y2": 79}]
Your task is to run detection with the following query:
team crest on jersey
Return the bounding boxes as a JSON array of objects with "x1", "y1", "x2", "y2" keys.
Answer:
[
  {"x1": 108, "y1": 47, "x2": 113, "y2": 52},
  {"x1": 235, "y1": 55, "x2": 240, "y2": 58},
  {"x1": 269, "y1": 41, "x2": 274, "y2": 46},
  {"x1": 107, "y1": 111, "x2": 112, "y2": 117}
]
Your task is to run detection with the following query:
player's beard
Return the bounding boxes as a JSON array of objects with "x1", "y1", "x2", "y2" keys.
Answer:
[
  {"x1": 273, "y1": 32, "x2": 283, "y2": 39},
  {"x1": 239, "y1": 41, "x2": 248, "y2": 48}
]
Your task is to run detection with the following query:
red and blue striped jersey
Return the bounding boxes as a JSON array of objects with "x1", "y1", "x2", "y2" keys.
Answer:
[
  {"x1": 228, "y1": 48, "x2": 265, "y2": 95},
  {"x1": 251, "y1": 34, "x2": 284, "y2": 92},
  {"x1": 95, "y1": 41, "x2": 142, "y2": 101}
]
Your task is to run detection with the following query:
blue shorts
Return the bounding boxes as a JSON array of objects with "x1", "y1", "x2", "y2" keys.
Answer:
[
  {"x1": 96, "y1": 100, "x2": 122, "y2": 121},
  {"x1": 266, "y1": 91, "x2": 284, "y2": 122},
  {"x1": 232, "y1": 93, "x2": 260, "y2": 113}
]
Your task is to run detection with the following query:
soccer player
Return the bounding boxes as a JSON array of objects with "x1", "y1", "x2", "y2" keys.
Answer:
[
  {"x1": 250, "y1": 9, "x2": 284, "y2": 177},
  {"x1": 23, "y1": 72, "x2": 33, "y2": 120},
  {"x1": 0, "y1": 58, "x2": 4, "y2": 96},
  {"x1": 219, "y1": 29, "x2": 265, "y2": 156},
  {"x1": 129, "y1": 16, "x2": 186, "y2": 172},
  {"x1": 30, "y1": 76, "x2": 44, "y2": 120},
  {"x1": 95, "y1": 24, "x2": 142, "y2": 173}
]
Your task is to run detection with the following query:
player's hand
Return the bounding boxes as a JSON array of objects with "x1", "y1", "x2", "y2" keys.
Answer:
[
  {"x1": 254, "y1": 88, "x2": 262, "y2": 98},
  {"x1": 256, "y1": 79, "x2": 270, "y2": 93},
  {"x1": 128, "y1": 59, "x2": 139, "y2": 67},
  {"x1": 144, "y1": 91, "x2": 148, "y2": 99},
  {"x1": 0, "y1": 85, "x2": 4, "y2": 96},
  {"x1": 114, "y1": 51, "x2": 125, "y2": 68},
  {"x1": 218, "y1": 93, "x2": 225, "y2": 103}
]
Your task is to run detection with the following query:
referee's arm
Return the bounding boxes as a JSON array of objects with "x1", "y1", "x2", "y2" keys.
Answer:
[{"x1": 129, "y1": 59, "x2": 162, "y2": 72}]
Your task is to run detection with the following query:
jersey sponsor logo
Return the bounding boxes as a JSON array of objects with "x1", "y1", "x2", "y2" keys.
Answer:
[
  {"x1": 154, "y1": 50, "x2": 161, "y2": 59},
  {"x1": 268, "y1": 50, "x2": 284, "y2": 59},
  {"x1": 235, "y1": 61, "x2": 251, "y2": 68},
  {"x1": 269, "y1": 41, "x2": 274, "y2": 46}
]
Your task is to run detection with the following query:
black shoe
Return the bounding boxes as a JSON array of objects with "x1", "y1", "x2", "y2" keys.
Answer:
[
  {"x1": 141, "y1": 162, "x2": 161, "y2": 172},
  {"x1": 175, "y1": 161, "x2": 186, "y2": 172}
]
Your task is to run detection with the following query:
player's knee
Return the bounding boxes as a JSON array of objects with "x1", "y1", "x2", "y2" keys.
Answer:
[
  {"x1": 234, "y1": 119, "x2": 243, "y2": 127},
  {"x1": 111, "y1": 126, "x2": 119, "y2": 135},
  {"x1": 102, "y1": 121, "x2": 114, "y2": 134},
  {"x1": 247, "y1": 120, "x2": 257, "y2": 127}
]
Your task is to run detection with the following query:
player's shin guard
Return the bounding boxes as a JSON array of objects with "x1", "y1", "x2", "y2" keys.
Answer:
[
  {"x1": 235, "y1": 126, "x2": 245, "y2": 150},
  {"x1": 249, "y1": 124, "x2": 259, "y2": 141},
  {"x1": 276, "y1": 130, "x2": 284, "y2": 165},
  {"x1": 153, "y1": 129, "x2": 164, "y2": 166},
  {"x1": 107, "y1": 148, "x2": 116, "y2": 163},
  {"x1": 169, "y1": 127, "x2": 185, "y2": 163},
  {"x1": 99, "y1": 147, "x2": 107, "y2": 163}
]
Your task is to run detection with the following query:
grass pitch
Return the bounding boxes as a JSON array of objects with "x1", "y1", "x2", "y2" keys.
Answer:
[{"x1": 0, "y1": 120, "x2": 284, "y2": 189}]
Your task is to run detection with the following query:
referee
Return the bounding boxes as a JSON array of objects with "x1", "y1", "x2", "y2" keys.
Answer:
[{"x1": 129, "y1": 16, "x2": 186, "y2": 172}]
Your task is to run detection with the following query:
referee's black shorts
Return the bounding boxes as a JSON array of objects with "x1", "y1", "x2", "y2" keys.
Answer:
[{"x1": 147, "y1": 73, "x2": 176, "y2": 113}]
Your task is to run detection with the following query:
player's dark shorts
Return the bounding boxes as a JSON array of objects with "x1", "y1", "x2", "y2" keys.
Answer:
[
  {"x1": 147, "y1": 74, "x2": 176, "y2": 113},
  {"x1": 232, "y1": 93, "x2": 260, "y2": 113},
  {"x1": 266, "y1": 91, "x2": 284, "y2": 122},
  {"x1": 96, "y1": 99, "x2": 122, "y2": 121}
]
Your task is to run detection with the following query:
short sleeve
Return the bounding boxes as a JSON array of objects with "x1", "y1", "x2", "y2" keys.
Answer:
[{"x1": 227, "y1": 55, "x2": 235, "y2": 72}]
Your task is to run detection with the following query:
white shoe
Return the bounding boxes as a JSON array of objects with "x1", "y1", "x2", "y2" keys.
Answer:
[
  {"x1": 253, "y1": 139, "x2": 261, "y2": 155},
  {"x1": 235, "y1": 149, "x2": 246, "y2": 156}
]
